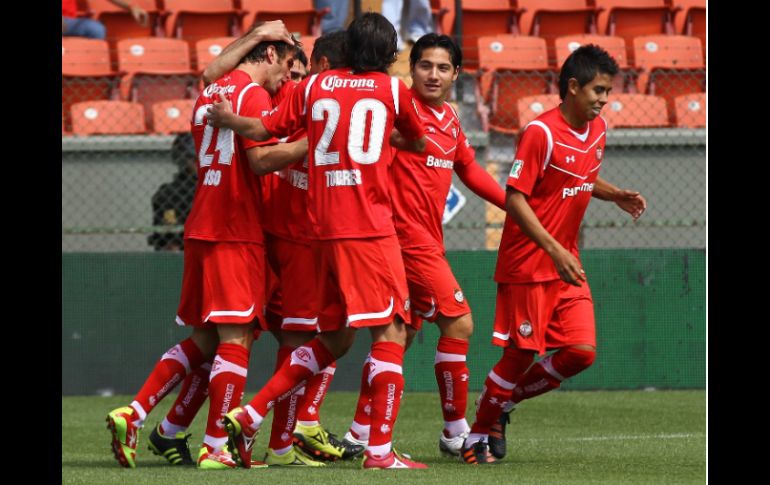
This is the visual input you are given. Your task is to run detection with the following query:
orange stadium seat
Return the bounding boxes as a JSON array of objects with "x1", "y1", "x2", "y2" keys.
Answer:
[
  {"x1": 554, "y1": 34, "x2": 630, "y2": 92},
  {"x1": 673, "y1": 93, "x2": 705, "y2": 128},
  {"x1": 516, "y1": 94, "x2": 561, "y2": 128},
  {"x1": 516, "y1": 0, "x2": 598, "y2": 65},
  {"x1": 194, "y1": 37, "x2": 237, "y2": 73},
  {"x1": 117, "y1": 37, "x2": 197, "y2": 131},
  {"x1": 429, "y1": 0, "x2": 455, "y2": 35},
  {"x1": 601, "y1": 93, "x2": 668, "y2": 128},
  {"x1": 163, "y1": 0, "x2": 239, "y2": 45},
  {"x1": 299, "y1": 35, "x2": 319, "y2": 66},
  {"x1": 671, "y1": 0, "x2": 705, "y2": 55},
  {"x1": 455, "y1": 0, "x2": 520, "y2": 71},
  {"x1": 240, "y1": 0, "x2": 327, "y2": 37},
  {"x1": 85, "y1": 0, "x2": 163, "y2": 46},
  {"x1": 594, "y1": 0, "x2": 674, "y2": 64},
  {"x1": 633, "y1": 35, "x2": 705, "y2": 123},
  {"x1": 151, "y1": 99, "x2": 195, "y2": 134},
  {"x1": 476, "y1": 35, "x2": 555, "y2": 133},
  {"x1": 62, "y1": 38, "x2": 120, "y2": 132},
  {"x1": 71, "y1": 100, "x2": 146, "y2": 135}
]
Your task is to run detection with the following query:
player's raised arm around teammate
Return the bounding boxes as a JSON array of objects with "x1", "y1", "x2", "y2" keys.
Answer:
[{"x1": 202, "y1": 20, "x2": 295, "y2": 86}]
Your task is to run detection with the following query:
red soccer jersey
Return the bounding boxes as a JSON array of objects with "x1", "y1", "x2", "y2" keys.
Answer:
[
  {"x1": 261, "y1": 82, "x2": 310, "y2": 242},
  {"x1": 185, "y1": 70, "x2": 277, "y2": 243},
  {"x1": 495, "y1": 107, "x2": 608, "y2": 283},
  {"x1": 390, "y1": 94, "x2": 477, "y2": 248},
  {"x1": 261, "y1": 68, "x2": 424, "y2": 240}
]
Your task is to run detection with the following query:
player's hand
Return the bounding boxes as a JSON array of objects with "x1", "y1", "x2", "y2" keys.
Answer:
[
  {"x1": 249, "y1": 20, "x2": 295, "y2": 45},
  {"x1": 130, "y1": 6, "x2": 149, "y2": 27},
  {"x1": 207, "y1": 93, "x2": 234, "y2": 128},
  {"x1": 549, "y1": 246, "x2": 586, "y2": 287},
  {"x1": 614, "y1": 189, "x2": 647, "y2": 221}
]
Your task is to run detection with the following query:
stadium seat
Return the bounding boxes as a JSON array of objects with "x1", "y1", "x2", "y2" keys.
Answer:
[
  {"x1": 296, "y1": 35, "x2": 319, "y2": 68},
  {"x1": 476, "y1": 35, "x2": 555, "y2": 134},
  {"x1": 84, "y1": 0, "x2": 163, "y2": 47},
  {"x1": 163, "y1": 0, "x2": 239, "y2": 46},
  {"x1": 454, "y1": 0, "x2": 520, "y2": 70},
  {"x1": 594, "y1": 0, "x2": 674, "y2": 64},
  {"x1": 671, "y1": 0, "x2": 705, "y2": 55},
  {"x1": 70, "y1": 100, "x2": 146, "y2": 135},
  {"x1": 601, "y1": 93, "x2": 668, "y2": 128},
  {"x1": 633, "y1": 35, "x2": 705, "y2": 123},
  {"x1": 673, "y1": 93, "x2": 705, "y2": 128},
  {"x1": 516, "y1": 94, "x2": 561, "y2": 128},
  {"x1": 194, "y1": 37, "x2": 237, "y2": 73},
  {"x1": 151, "y1": 99, "x2": 195, "y2": 134},
  {"x1": 240, "y1": 0, "x2": 327, "y2": 37},
  {"x1": 62, "y1": 38, "x2": 120, "y2": 132},
  {"x1": 516, "y1": 0, "x2": 598, "y2": 65},
  {"x1": 429, "y1": 0, "x2": 454, "y2": 35},
  {"x1": 554, "y1": 34, "x2": 630, "y2": 92},
  {"x1": 117, "y1": 37, "x2": 197, "y2": 131}
]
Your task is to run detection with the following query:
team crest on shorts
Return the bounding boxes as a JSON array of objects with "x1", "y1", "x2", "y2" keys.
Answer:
[
  {"x1": 518, "y1": 320, "x2": 533, "y2": 337},
  {"x1": 596, "y1": 146, "x2": 603, "y2": 160},
  {"x1": 454, "y1": 289, "x2": 464, "y2": 303}
]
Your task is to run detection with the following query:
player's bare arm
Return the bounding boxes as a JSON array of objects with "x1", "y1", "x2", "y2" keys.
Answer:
[
  {"x1": 592, "y1": 176, "x2": 647, "y2": 221},
  {"x1": 207, "y1": 93, "x2": 272, "y2": 141},
  {"x1": 202, "y1": 20, "x2": 294, "y2": 85},
  {"x1": 246, "y1": 138, "x2": 308, "y2": 175},
  {"x1": 506, "y1": 188, "x2": 586, "y2": 286}
]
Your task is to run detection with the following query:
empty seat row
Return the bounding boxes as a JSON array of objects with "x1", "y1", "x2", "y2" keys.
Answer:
[
  {"x1": 432, "y1": 0, "x2": 706, "y2": 68},
  {"x1": 72, "y1": 0, "x2": 325, "y2": 46},
  {"x1": 65, "y1": 99, "x2": 194, "y2": 136}
]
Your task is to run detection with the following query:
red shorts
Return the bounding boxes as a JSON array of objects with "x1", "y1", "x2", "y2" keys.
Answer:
[
  {"x1": 176, "y1": 239, "x2": 265, "y2": 328},
  {"x1": 315, "y1": 235, "x2": 411, "y2": 330},
  {"x1": 265, "y1": 233, "x2": 321, "y2": 333},
  {"x1": 402, "y1": 246, "x2": 471, "y2": 331},
  {"x1": 492, "y1": 280, "x2": 595, "y2": 354}
]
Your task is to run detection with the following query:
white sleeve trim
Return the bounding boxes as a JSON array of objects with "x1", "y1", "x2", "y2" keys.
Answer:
[
  {"x1": 527, "y1": 120, "x2": 553, "y2": 171},
  {"x1": 391, "y1": 76, "x2": 400, "y2": 115},
  {"x1": 303, "y1": 74, "x2": 319, "y2": 115},
  {"x1": 237, "y1": 83, "x2": 260, "y2": 115}
]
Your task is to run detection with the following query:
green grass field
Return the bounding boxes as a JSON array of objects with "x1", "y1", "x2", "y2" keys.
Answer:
[{"x1": 63, "y1": 390, "x2": 705, "y2": 484}]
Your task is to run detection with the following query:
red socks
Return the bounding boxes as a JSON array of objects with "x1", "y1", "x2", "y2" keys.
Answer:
[
  {"x1": 366, "y1": 342, "x2": 405, "y2": 456},
  {"x1": 434, "y1": 337, "x2": 470, "y2": 433}
]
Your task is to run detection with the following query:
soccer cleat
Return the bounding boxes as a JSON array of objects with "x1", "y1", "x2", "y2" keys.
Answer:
[
  {"x1": 197, "y1": 445, "x2": 268, "y2": 470},
  {"x1": 488, "y1": 408, "x2": 514, "y2": 459},
  {"x1": 147, "y1": 425, "x2": 194, "y2": 466},
  {"x1": 222, "y1": 407, "x2": 260, "y2": 469},
  {"x1": 106, "y1": 406, "x2": 140, "y2": 468},
  {"x1": 292, "y1": 423, "x2": 344, "y2": 461},
  {"x1": 197, "y1": 447, "x2": 237, "y2": 470},
  {"x1": 328, "y1": 430, "x2": 366, "y2": 459},
  {"x1": 264, "y1": 445, "x2": 327, "y2": 467},
  {"x1": 438, "y1": 430, "x2": 469, "y2": 457},
  {"x1": 460, "y1": 440, "x2": 499, "y2": 465},
  {"x1": 362, "y1": 450, "x2": 428, "y2": 469}
]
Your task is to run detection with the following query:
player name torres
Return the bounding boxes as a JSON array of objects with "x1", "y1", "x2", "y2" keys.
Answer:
[{"x1": 325, "y1": 169, "x2": 362, "y2": 187}]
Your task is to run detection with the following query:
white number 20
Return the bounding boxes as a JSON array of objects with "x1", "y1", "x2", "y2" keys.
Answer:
[{"x1": 311, "y1": 98, "x2": 387, "y2": 166}]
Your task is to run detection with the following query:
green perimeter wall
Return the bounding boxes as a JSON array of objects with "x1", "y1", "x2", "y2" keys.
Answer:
[{"x1": 62, "y1": 249, "x2": 705, "y2": 395}]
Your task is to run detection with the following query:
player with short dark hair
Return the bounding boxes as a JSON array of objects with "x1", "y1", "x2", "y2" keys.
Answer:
[
  {"x1": 461, "y1": 44, "x2": 646, "y2": 464},
  {"x1": 208, "y1": 13, "x2": 430, "y2": 470}
]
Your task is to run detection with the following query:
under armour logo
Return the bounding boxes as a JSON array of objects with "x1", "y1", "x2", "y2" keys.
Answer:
[{"x1": 565, "y1": 155, "x2": 576, "y2": 164}]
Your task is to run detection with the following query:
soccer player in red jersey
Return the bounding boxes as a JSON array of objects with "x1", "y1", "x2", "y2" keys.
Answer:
[
  {"x1": 460, "y1": 44, "x2": 647, "y2": 464},
  {"x1": 208, "y1": 13, "x2": 431, "y2": 470},
  {"x1": 104, "y1": 21, "x2": 309, "y2": 470},
  {"x1": 339, "y1": 34, "x2": 507, "y2": 458},
  {"x1": 202, "y1": 31, "x2": 363, "y2": 465}
]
